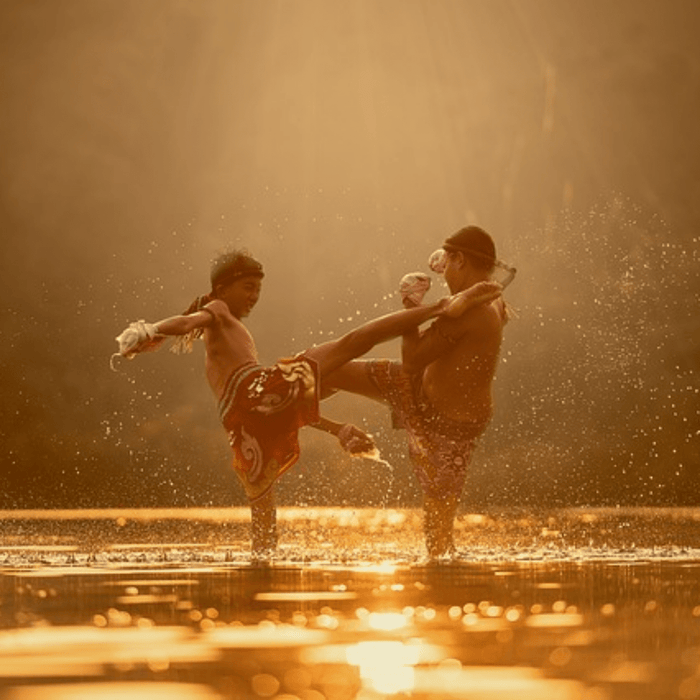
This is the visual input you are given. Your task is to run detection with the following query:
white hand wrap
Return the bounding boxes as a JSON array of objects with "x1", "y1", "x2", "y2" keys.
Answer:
[
  {"x1": 428, "y1": 248, "x2": 447, "y2": 273},
  {"x1": 115, "y1": 320, "x2": 160, "y2": 358},
  {"x1": 399, "y1": 272, "x2": 431, "y2": 306}
]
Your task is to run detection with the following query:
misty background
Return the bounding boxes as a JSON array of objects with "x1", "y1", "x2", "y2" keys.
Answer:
[{"x1": 1, "y1": 0, "x2": 698, "y2": 510}]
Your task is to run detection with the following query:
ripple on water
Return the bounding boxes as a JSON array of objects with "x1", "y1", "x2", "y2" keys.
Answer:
[{"x1": 2, "y1": 508, "x2": 700, "y2": 698}]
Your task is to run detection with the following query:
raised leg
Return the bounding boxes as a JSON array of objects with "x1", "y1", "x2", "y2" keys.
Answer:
[
  {"x1": 321, "y1": 360, "x2": 384, "y2": 402},
  {"x1": 306, "y1": 281, "x2": 502, "y2": 378},
  {"x1": 306, "y1": 300, "x2": 447, "y2": 377}
]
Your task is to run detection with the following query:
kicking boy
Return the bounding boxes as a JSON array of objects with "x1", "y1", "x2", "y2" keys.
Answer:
[
  {"x1": 114, "y1": 248, "x2": 502, "y2": 558},
  {"x1": 321, "y1": 226, "x2": 513, "y2": 558}
]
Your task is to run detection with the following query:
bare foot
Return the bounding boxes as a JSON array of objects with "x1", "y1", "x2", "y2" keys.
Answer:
[{"x1": 442, "y1": 281, "x2": 502, "y2": 318}]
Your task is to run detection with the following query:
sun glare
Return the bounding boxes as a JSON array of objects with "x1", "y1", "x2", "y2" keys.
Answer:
[
  {"x1": 366, "y1": 611, "x2": 409, "y2": 631},
  {"x1": 346, "y1": 641, "x2": 419, "y2": 694}
]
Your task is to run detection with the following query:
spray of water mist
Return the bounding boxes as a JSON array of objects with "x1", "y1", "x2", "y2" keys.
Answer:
[{"x1": 475, "y1": 195, "x2": 699, "y2": 508}]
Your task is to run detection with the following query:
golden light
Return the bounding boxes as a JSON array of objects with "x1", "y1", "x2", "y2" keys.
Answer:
[
  {"x1": 366, "y1": 611, "x2": 409, "y2": 631},
  {"x1": 346, "y1": 641, "x2": 420, "y2": 695}
]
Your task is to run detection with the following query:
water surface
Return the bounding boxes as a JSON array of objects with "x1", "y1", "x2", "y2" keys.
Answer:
[{"x1": 1, "y1": 507, "x2": 699, "y2": 699}]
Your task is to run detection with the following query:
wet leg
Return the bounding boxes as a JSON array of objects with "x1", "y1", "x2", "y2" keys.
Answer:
[
  {"x1": 306, "y1": 282, "x2": 502, "y2": 378},
  {"x1": 250, "y1": 489, "x2": 277, "y2": 559},
  {"x1": 306, "y1": 301, "x2": 447, "y2": 377},
  {"x1": 321, "y1": 360, "x2": 384, "y2": 402},
  {"x1": 423, "y1": 494, "x2": 459, "y2": 559}
]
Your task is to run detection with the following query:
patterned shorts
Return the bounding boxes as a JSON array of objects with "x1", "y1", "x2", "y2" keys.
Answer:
[
  {"x1": 366, "y1": 360, "x2": 488, "y2": 499},
  {"x1": 219, "y1": 356, "x2": 319, "y2": 502}
]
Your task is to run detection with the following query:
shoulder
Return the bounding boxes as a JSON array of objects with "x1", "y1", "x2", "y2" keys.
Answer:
[
  {"x1": 433, "y1": 300, "x2": 503, "y2": 341},
  {"x1": 203, "y1": 299, "x2": 252, "y2": 338},
  {"x1": 203, "y1": 299, "x2": 233, "y2": 323}
]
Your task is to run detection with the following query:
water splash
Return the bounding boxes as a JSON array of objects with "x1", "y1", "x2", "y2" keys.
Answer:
[
  {"x1": 351, "y1": 447, "x2": 393, "y2": 470},
  {"x1": 477, "y1": 195, "x2": 699, "y2": 507}
]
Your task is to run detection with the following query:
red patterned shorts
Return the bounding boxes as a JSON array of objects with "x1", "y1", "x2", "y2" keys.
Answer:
[{"x1": 219, "y1": 356, "x2": 319, "y2": 502}]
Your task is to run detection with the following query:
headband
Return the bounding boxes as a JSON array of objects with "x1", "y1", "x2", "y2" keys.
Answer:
[
  {"x1": 429, "y1": 247, "x2": 517, "y2": 288},
  {"x1": 211, "y1": 263, "x2": 264, "y2": 289},
  {"x1": 442, "y1": 242, "x2": 496, "y2": 265}
]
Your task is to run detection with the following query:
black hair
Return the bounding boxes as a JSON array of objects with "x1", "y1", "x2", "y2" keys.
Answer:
[{"x1": 210, "y1": 248, "x2": 264, "y2": 289}]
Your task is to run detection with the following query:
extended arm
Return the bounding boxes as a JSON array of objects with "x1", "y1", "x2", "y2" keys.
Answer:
[
  {"x1": 153, "y1": 309, "x2": 214, "y2": 336},
  {"x1": 115, "y1": 309, "x2": 215, "y2": 359}
]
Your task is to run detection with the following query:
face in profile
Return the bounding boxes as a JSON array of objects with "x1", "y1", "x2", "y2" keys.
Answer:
[{"x1": 442, "y1": 250, "x2": 464, "y2": 293}]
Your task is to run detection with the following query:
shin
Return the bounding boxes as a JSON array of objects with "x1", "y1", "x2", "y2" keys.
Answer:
[
  {"x1": 423, "y1": 494, "x2": 459, "y2": 558},
  {"x1": 308, "y1": 302, "x2": 445, "y2": 376},
  {"x1": 250, "y1": 489, "x2": 277, "y2": 558}
]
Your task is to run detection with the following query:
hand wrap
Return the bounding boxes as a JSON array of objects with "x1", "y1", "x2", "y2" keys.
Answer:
[
  {"x1": 115, "y1": 320, "x2": 160, "y2": 358},
  {"x1": 399, "y1": 272, "x2": 431, "y2": 306}
]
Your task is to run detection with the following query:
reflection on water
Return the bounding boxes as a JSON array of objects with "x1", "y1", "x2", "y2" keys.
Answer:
[{"x1": 1, "y1": 507, "x2": 700, "y2": 699}]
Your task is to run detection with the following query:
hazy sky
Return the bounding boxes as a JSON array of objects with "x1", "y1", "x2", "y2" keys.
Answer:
[{"x1": 1, "y1": 0, "x2": 698, "y2": 509}]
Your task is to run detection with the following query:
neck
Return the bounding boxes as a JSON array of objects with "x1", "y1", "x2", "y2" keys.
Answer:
[{"x1": 452, "y1": 272, "x2": 489, "y2": 294}]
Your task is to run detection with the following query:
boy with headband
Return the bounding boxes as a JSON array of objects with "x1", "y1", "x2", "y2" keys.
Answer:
[
  {"x1": 322, "y1": 226, "x2": 514, "y2": 559},
  {"x1": 115, "y1": 248, "x2": 502, "y2": 558}
]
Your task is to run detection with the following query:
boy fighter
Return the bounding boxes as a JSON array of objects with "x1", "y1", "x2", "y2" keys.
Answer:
[
  {"x1": 115, "y1": 249, "x2": 502, "y2": 558},
  {"x1": 322, "y1": 227, "x2": 513, "y2": 558}
]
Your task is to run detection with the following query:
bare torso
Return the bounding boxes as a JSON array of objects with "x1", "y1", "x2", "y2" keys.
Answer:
[
  {"x1": 202, "y1": 300, "x2": 259, "y2": 400},
  {"x1": 421, "y1": 299, "x2": 506, "y2": 423}
]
